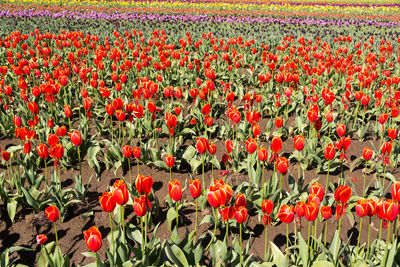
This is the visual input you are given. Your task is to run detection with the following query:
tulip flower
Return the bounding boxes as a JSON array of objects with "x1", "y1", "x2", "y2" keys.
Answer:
[
  {"x1": 304, "y1": 202, "x2": 319, "y2": 222},
  {"x1": 36, "y1": 234, "x2": 47, "y2": 245},
  {"x1": 235, "y1": 206, "x2": 248, "y2": 266},
  {"x1": 293, "y1": 135, "x2": 305, "y2": 179},
  {"x1": 258, "y1": 147, "x2": 268, "y2": 195},
  {"x1": 122, "y1": 145, "x2": 133, "y2": 183},
  {"x1": 278, "y1": 204, "x2": 294, "y2": 252},
  {"x1": 336, "y1": 124, "x2": 346, "y2": 137},
  {"x1": 37, "y1": 144, "x2": 49, "y2": 190},
  {"x1": 261, "y1": 199, "x2": 273, "y2": 260},
  {"x1": 99, "y1": 191, "x2": 116, "y2": 251},
  {"x1": 276, "y1": 156, "x2": 288, "y2": 191},
  {"x1": 83, "y1": 226, "x2": 102, "y2": 266},
  {"x1": 362, "y1": 147, "x2": 373, "y2": 196},
  {"x1": 135, "y1": 175, "x2": 153, "y2": 195},
  {"x1": 324, "y1": 143, "x2": 335, "y2": 191},
  {"x1": 69, "y1": 130, "x2": 82, "y2": 146},
  {"x1": 45, "y1": 206, "x2": 60, "y2": 248},
  {"x1": 190, "y1": 179, "x2": 201, "y2": 243},
  {"x1": 321, "y1": 205, "x2": 332, "y2": 245},
  {"x1": 132, "y1": 146, "x2": 141, "y2": 177},
  {"x1": 309, "y1": 183, "x2": 324, "y2": 202},
  {"x1": 225, "y1": 140, "x2": 233, "y2": 153},
  {"x1": 295, "y1": 201, "x2": 306, "y2": 218},
  {"x1": 165, "y1": 155, "x2": 174, "y2": 181},
  {"x1": 169, "y1": 179, "x2": 182, "y2": 229},
  {"x1": 245, "y1": 137, "x2": 257, "y2": 183}
]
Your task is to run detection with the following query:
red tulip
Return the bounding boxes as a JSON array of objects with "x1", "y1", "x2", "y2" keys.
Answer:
[
  {"x1": 388, "y1": 128, "x2": 397, "y2": 140},
  {"x1": 132, "y1": 146, "x2": 141, "y2": 158},
  {"x1": 355, "y1": 199, "x2": 368, "y2": 217},
  {"x1": 112, "y1": 180, "x2": 129, "y2": 205},
  {"x1": 235, "y1": 206, "x2": 248, "y2": 224},
  {"x1": 295, "y1": 201, "x2": 306, "y2": 218},
  {"x1": 304, "y1": 202, "x2": 319, "y2": 221},
  {"x1": 36, "y1": 234, "x2": 47, "y2": 245},
  {"x1": 99, "y1": 192, "x2": 116, "y2": 212},
  {"x1": 324, "y1": 143, "x2": 336, "y2": 160},
  {"x1": 321, "y1": 206, "x2": 332, "y2": 220},
  {"x1": 47, "y1": 133, "x2": 59, "y2": 146},
  {"x1": 165, "y1": 155, "x2": 175, "y2": 167},
  {"x1": 276, "y1": 157, "x2": 288, "y2": 175},
  {"x1": 37, "y1": 144, "x2": 49, "y2": 158},
  {"x1": 391, "y1": 182, "x2": 400, "y2": 202},
  {"x1": 133, "y1": 196, "x2": 148, "y2": 217},
  {"x1": 208, "y1": 143, "x2": 217, "y2": 155},
  {"x1": 219, "y1": 206, "x2": 235, "y2": 222},
  {"x1": 275, "y1": 117, "x2": 283, "y2": 128},
  {"x1": 64, "y1": 105, "x2": 72, "y2": 118},
  {"x1": 325, "y1": 110, "x2": 333, "y2": 122},
  {"x1": 378, "y1": 113, "x2": 388, "y2": 125},
  {"x1": 56, "y1": 126, "x2": 67, "y2": 137},
  {"x1": 293, "y1": 135, "x2": 305, "y2": 151},
  {"x1": 262, "y1": 199, "x2": 273, "y2": 215},
  {"x1": 49, "y1": 144, "x2": 64, "y2": 159},
  {"x1": 381, "y1": 141, "x2": 393, "y2": 155},
  {"x1": 2, "y1": 151, "x2": 10, "y2": 161},
  {"x1": 235, "y1": 193, "x2": 246, "y2": 207},
  {"x1": 135, "y1": 175, "x2": 153, "y2": 195},
  {"x1": 335, "y1": 204, "x2": 347, "y2": 219},
  {"x1": 334, "y1": 185, "x2": 352, "y2": 204},
  {"x1": 45, "y1": 206, "x2": 59, "y2": 222},
  {"x1": 83, "y1": 226, "x2": 102, "y2": 252},
  {"x1": 207, "y1": 190, "x2": 222, "y2": 208},
  {"x1": 122, "y1": 145, "x2": 132, "y2": 158},
  {"x1": 225, "y1": 140, "x2": 233, "y2": 153},
  {"x1": 258, "y1": 147, "x2": 268, "y2": 161},
  {"x1": 196, "y1": 138, "x2": 208, "y2": 154},
  {"x1": 69, "y1": 130, "x2": 82, "y2": 146},
  {"x1": 377, "y1": 199, "x2": 398, "y2": 221},
  {"x1": 169, "y1": 180, "x2": 182, "y2": 202},
  {"x1": 189, "y1": 179, "x2": 201, "y2": 199},
  {"x1": 362, "y1": 147, "x2": 373, "y2": 160},
  {"x1": 245, "y1": 137, "x2": 257, "y2": 154},
  {"x1": 366, "y1": 199, "x2": 377, "y2": 216},
  {"x1": 271, "y1": 136, "x2": 282, "y2": 153},
  {"x1": 336, "y1": 124, "x2": 346, "y2": 137},
  {"x1": 278, "y1": 204, "x2": 294, "y2": 224},
  {"x1": 309, "y1": 182, "x2": 324, "y2": 202}
]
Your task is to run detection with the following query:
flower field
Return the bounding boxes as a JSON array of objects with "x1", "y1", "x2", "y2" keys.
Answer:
[{"x1": 0, "y1": 0, "x2": 400, "y2": 266}]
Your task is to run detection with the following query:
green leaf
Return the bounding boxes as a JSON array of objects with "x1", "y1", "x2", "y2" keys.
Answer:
[
  {"x1": 87, "y1": 141, "x2": 101, "y2": 178},
  {"x1": 165, "y1": 243, "x2": 189, "y2": 267},
  {"x1": 311, "y1": 261, "x2": 335, "y2": 267},
  {"x1": 7, "y1": 200, "x2": 18, "y2": 223},
  {"x1": 330, "y1": 230, "x2": 340, "y2": 263},
  {"x1": 166, "y1": 208, "x2": 177, "y2": 232},
  {"x1": 182, "y1": 145, "x2": 196, "y2": 162},
  {"x1": 269, "y1": 242, "x2": 289, "y2": 267},
  {"x1": 297, "y1": 232, "x2": 308, "y2": 267},
  {"x1": 21, "y1": 187, "x2": 39, "y2": 211}
]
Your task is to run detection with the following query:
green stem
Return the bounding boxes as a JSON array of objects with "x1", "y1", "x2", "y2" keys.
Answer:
[
  {"x1": 379, "y1": 220, "x2": 383, "y2": 241},
  {"x1": 240, "y1": 223, "x2": 243, "y2": 267},
  {"x1": 298, "y1": 151, "x2": 301, "y2": 180},
  {"x1": 367, "y1": 217, "x2": 371, "y2": 257},
  {"x1": 44, "y1": 160, "x2": 47, "y2": 191},
  {"x1": 176, "y1": 201, "x2": 179, "y2": 228},
  {"x1": 95, "y1": 252, "x2": 99, "y2": 267},
  {"x1": 201, "y1": 154, "x2": 205, "y2": 188},
  {"x1": 286, "y1": 223, "x2": 289, "y2": 252},
  {"x1": 110, "y1": 116, "x2": 113, "y2": 143},
  {"x1": 307, "y1": 221, "x2": 311, "y2": 264},
  {"x1": 141, "y1": 216, "x2": 144, "y2": 253},
  {"x1": 363, "y1": 161, "x2": 368, "y2": 197},
  {"x1": 356, "y1": 217, "x2": 363, "y2": 255},
  {"x1": 324, "y1": 221, "x2": 327, "y2": 247},
  {"x1": 336, "y1": 211, "x2": 343, "y2": 265},
  {"x1": 384, "y1": 221, "x2": 391, "y2": 265},
  {"x1": 280, "y1": 173, "x2": 284, "y2": 192},
  {"x1": 144, "y1": 213, "x2": 147, "y2": 248},
  {"x1": 169, "y1": 167, "x2": 172, "y2": 182},
  {"x1": 262, "y1": 163, "x2": 265, "y2": 197},
  {"x1": 54, "y1": 222, "x2": 59, "y2": 249},
  {"x1": 325, "y1": 160, "x2": 330, "y2": 193},
  {"x1": 194, "y1": 199, "x2": 198, "y2": 245},
  {"x1": 249, "y1": 154, "x2": 252, "y2": 184},
  {"x1": 264, "y1": 224, "x2": 268, "y2": 261},
  {"x1": 78, "y1": 146, "x2": 82, "y2": 178},
  {"x1": 122, "y1": 206, "x2": 125, "y2": 241},
  {"x1": 393, "y1": 216, "x2": 398, "y2": 242},
  {"x1": 109, "y1": 213, "x2": 114, "y2": 252},
  {"x1": 128, "y1": 159, "x2": 131, "y2": 184},
  {"x1": 137, "y1": 158, "x2": 140, "y2": 178},
  {"x1": 205, "y1": 208, "x2": 218, "y2": 250}
]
